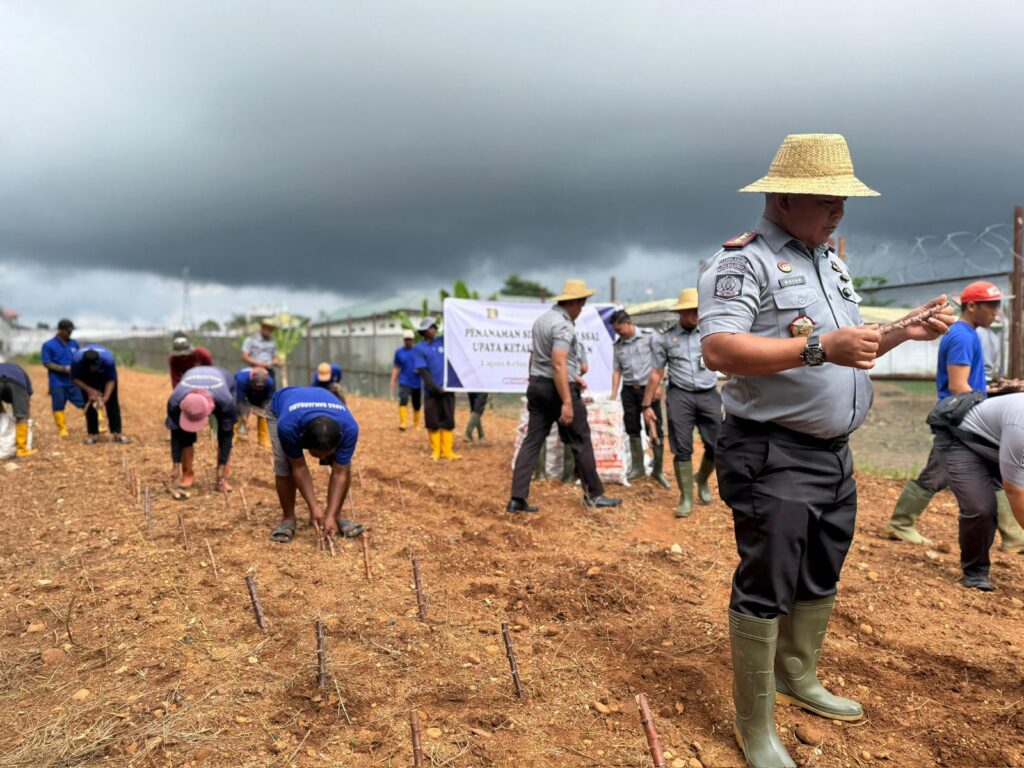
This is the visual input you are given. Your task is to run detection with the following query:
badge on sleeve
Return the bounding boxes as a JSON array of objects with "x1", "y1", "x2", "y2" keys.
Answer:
[
  {"x1": 714, "y1": 274, "x2": 744, "y2": 299},
  {"x1": 789, "y1": 315, "x2": 815, "y2": 337},
  {"x1": 777, "y1": 261, "x2": 792, "y2": 273}
]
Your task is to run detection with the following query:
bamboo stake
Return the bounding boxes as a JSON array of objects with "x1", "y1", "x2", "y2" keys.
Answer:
[
  {"x1": 245, "y1": 575, "x2": 267, "y2": 631},
  {"x1": 123, "y1": 454, "x2": 129, "y2": 486},
  {"x1": 361, "y1": 533, "x2": 371, "y2": 581},
  {"x1": 178, "y1": 513, "x2": 190, "y2": 551},
  {"x1": 134, "y1": 473, "x2": 140, "y2": 504},
  {"x1": 635, "y1": 693, "x2": 666, "y2": 768},
  {"x1": 325, "y1": 533, "x2": 336, "y2": 557},
  {"x1": 239, "y1": 487, "x2": 250, "y2": 520},
  {"x1": 412, "y1": 557, "x2": 427, "y2": 621},
  {"x1": 316, "y1": 618, "x2": 327, "y2": 689},
  {"x1": 204, "y1": 538, "x2": 219, "y2": 581},
  {"x1": 396, "y1": 479, "x2": 406, "y2": 511},
  {"x1": 501, "y1": 621, "x2": 525, "y2": 700},
  {"x1": 355, "y1": 461, "x2": 363, "y2": 487},
  {"x1": 221, "y1": 486, "x2": 230, "y2": 512},
  {"x1": 878, "y1": 302, "x2": 949, "y2": 336},
  {"x1": 409, "y1": 709, "x2": 425, "y2": 768},
  {"x1": 143, "y1": 487, "x2": 153, "y2": 532}
]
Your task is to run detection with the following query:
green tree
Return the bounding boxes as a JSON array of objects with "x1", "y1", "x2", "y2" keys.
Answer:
[
  {"x1": 500, "y1": 274, "x2": 551, "y2": 299},
  {"x1": 198, "y1": 319, "x2": 221, "y2": 333}
]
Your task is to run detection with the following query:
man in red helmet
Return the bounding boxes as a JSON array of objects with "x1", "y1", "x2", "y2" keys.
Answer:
[{"x1": 887, "y1": 280, "x2": 1024, "y2": 557}]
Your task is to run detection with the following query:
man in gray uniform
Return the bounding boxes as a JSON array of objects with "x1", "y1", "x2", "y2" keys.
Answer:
[
  {"x1": 610, "y1": 309, "x2": 670, "y2": 488},
  {"x1": 699, "y1": 134, "x2": 953, "y2": 768},
  {"x1": 932, "y1": 392, "x2": 1024, "y2": 590},
  {"x1": 507, "y1": 279, "x2": 621, "y2": 513},
  {"x1": 642, "y1": 288, "x2": 721, "y2": 517}
]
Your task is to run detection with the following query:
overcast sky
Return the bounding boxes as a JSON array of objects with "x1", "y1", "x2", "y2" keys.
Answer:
[{"x1": 2, "y1": 1, "x2": 1022, "y2": 327}]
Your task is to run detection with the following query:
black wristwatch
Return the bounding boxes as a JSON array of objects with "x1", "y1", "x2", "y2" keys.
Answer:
[
  {"x1": 800, "y1": 335, "x2": 826, "y2": 367},
  {"x1": 642, "y1": 403, "x2": 653, "y2": 411}
]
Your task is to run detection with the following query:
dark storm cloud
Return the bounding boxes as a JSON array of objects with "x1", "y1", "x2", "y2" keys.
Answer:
[{"x1": 1, "y1": 1, "x2": 1022, "y2": 297}]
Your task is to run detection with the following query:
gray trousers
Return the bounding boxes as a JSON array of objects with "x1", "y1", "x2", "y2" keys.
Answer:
[
  {"x1": 666, "y1": 386, "x2": 722, "y2": 462},
  {"x1": 912, "y1": 441, "x2": 948, "y2": 494},
  {"x1": 934, "y1": 430, "x2": 1001, "y2": 582}
]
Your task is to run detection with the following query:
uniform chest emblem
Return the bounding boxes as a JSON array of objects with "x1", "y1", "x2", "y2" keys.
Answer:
[
  {"x1": 789, "y1": 315, "x2": 815, "y2": 337},
  {"x1": 777, "y1": 261, "x2": 792, "y2": 273},
  {"x1": 714, "y1": 274, "x2": 744, "y2": 299}
]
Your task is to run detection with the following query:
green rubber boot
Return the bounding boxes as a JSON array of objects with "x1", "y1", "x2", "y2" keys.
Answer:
[
  {"x1": 627, "y1": 436, "x2": 645, "y2": 481},
  {"x1": 651, "y1": 440, "x2": 671, "y2": 489},
  {"x1": 464, "y1": 412, "x2": 480, "y2": 442},
  {"x1": 476, "y1": 417, "x2": 485, "y2": 442},
  {"x1": 886, "y1": 480, "x2": 934, "y2": 545},
  {"x1": 774, "y1": 596, "x2": 863, "y2": 721},
  {"x1": 730, "y1": 611, "x2": 796, "y2": 768},
  {"x1": 997, "y1": 490, "x2": 1024, "y2": 554},
  {"x1": 533, "y1": 442, "x2": 547, "y2": 480},
  {"x1": 673, "y1": 460, "x2": 694, "y2": 518},
  {"x1": 695, "y1": 453, "x2": 715, "y2": 504},
  {"x1": 561, "y1": 446, "x2": 576, "y2": 484}
]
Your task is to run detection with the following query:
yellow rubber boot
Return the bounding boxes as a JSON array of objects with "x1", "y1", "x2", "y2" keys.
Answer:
[
  {"x1": 413, "y1": 409, "x2": 421, "y2": 428},
  {"x1": 257, "y1": 416, "x2": 271, "y2": 448},
  {"x1": 429, "y1": 430, "x2": 441, "y2": 460},
  {"x1": 441, "y1": 430, "x2": 462, "y2": 460},
  {"x1": 53, "y1": 411, "x2": 69, "y2": 437},
  {"x1": 15, "y1": 422, "x2": 37, "y2": 457},
  {"x1": 399, "y1": 405, "x2": 408, "y2": 431}
]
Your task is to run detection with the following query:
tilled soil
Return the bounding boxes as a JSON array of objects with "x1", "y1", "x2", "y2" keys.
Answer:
[{"x1": 2, "y1": 367, "x2": 1024, "y2": 768}]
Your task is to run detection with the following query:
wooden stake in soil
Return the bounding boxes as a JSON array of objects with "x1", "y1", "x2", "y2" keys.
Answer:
[
  {"x1": 239, "y1": 487, "x2": 250, "y2": 520},
  {"x1": 178, "y1": 513, "x2": 190, "y2": 551},
  {"x1": 409, "y1": 709, "x2": 425, "y2": 768},
  {"x1": 143, "y1": 487, "x2": 153, "y2": 532},
  {"x1": 221, "y1": 486, "x2": 230, "y2": 511},
  {"x1": 245, "y1": 575, "x2": 268, "y2": 631},
  {"x1": 203, "y1": 538, "x2": 219, "y2": 581},
  {"x1": 134, "y1": 473, "x2": 140, "y2": 504},
  {"x1": 315, "y1": 618, "x2": 327, "y2": 689},
  {"x1": 412, "y1": 557, "x2": 427, "y2": 621},
  {"x1": 635, "y1": 693, "x2": 667, "y2": 768},
  {"x1": 123, "y1": 454, "x2": 129, "y2": 486},
  {"x1": 361, "y1": 532, "x2": 371, "y2": 581},
  {"x1": 501, "y1": 621, "x2": 525, "y2": 700},
  {"x1": 396, "y1": 479, "x2": 406, "y2": 510}
]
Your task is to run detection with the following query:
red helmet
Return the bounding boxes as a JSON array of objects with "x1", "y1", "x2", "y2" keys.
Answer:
[{"x1": 959, "y1": 281, "x2": 1003, "y2": 304}]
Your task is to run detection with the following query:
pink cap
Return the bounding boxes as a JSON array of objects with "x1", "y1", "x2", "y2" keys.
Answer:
[{"x1": 180, "y1": 390, "x2": 215, "y2": 432}]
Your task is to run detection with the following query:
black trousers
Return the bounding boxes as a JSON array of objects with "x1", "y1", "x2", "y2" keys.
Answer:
[
  {"x1": 717, "y1": 416, "x2": 857, "y2": 618},
  {"x1": 510, "y1": 377, "x2": 604, "y2": 501},
  {"x1": 170, "y1": 424, "x2": 233, "y2": 465},
  {"x1": 0, "y1": 380, "x2": 30, "y2": 420},
  {"x1": 666, "y1": 386, "x2": 721, "y2": 462},
  {"x1": 934, "y1": 430, "x2": 1000, "y2": 582},
  {"x1": 912, "y1": 440, "x2": 948, "y2": 494},
  {"x1": 398, "y1": 384, "x2": 422, "y2": 410},
  {"x1": 424, "y1": 391, "x2": 455, "y2": 430},
  {"x1": 81, "y1": 381, "x2": 122, "y2": 435},
  {"x1": 621, "y1": 385, "x2": 663, "y2": 439},
  {"x1": 468, "y1": 392, "x2": 489, "y2": 416}
]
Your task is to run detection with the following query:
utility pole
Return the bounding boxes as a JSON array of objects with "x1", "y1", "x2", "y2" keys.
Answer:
[
  {"x1": 1011, "y1": 205, "x2": 1023, "y2": 379},
  {"x1": 610, "y1": 276, "x2": 617, "y2": 304},
  {"x1": 181, "y1": 267, "x2": 194, "y2": 331}
]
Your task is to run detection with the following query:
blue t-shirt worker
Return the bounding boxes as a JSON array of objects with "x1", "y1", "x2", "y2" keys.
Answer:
[
  {"x1": 40, "y1": 318, "x2": 85, "y2": 436},
  {"x1": 71, "y1": 345, "x2": 127, "y2": 444},
  {"x1": 0, "y1": 361, "x2": 37, "y2": 457},
  {"x1": 390, "y1": 329, "x2": 422, "y2": 430},
  {"x1": 267, "y1": 386, "x2": 363, "y2": 545}
]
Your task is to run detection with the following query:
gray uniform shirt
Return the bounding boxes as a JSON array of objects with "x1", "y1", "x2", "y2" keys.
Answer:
[
  {"x1": 529, "y1": 304, "x2": 583, "y2": 379},
  {"x1": 653, "y1": 324, "x2": 718, "y2": 392},
  {"x1": 697, "y1": 216, "x2": 872, "y2": 439},
  {"x1": 614, "y1": 329, "x2": 656, "y2": 386},
  {"x1": 242, "y1": 333, "x2": 277, "y2": 364},
  {"x1": 960, "y1": 392, "x2": 1024, "y2": 487}
]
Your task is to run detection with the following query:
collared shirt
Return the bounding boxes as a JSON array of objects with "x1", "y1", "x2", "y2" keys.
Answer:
[
  {"x1": 311, "y1": 364, "x2": 343, "y2": 388},
  {"x1": 270, "y1": 386, "x2": 359, "y2": 465},
  {"x1": 698, "y1": 216, "x2": 872, "y2": 440},
  {"x1": 0, "y1": 363, "x2": 32, "y2": 396},
  {"x1": 235, "y1": 367, "x2": 276, "y2": 407},
  {"x1": 41, "y1": 336, "x2": 79, "y2": 388},
  {"x1": 936, "y1": 321, "x2": 986, "y2": 399},
  {"x1": 242, "y1": 333, "x2": 277, "y2": 364},
  {"x1": 413, "y1": 336, "x2": 447, "y2": 385},
  {"x1": 529, "y1": 304, "x2": 583, "y2": 379},
  {"x1": 960, "y1": 392, "x2": 1024, "y2": 487},
  {"x1": 393, "y1": 346, "x2": 422, "y2": 388},
  {"x1": 71, "y1": 345, "x2": 118, "y2": 383},
  {"x1": 167, "y1": 366, "x2": 237, "y2": 431},
  {"x1": 614, "y1": 328, "x2": 656, "y2": 386},
  {"x1": 652, "y1": 324, "x2": 718, "y2": 391}
]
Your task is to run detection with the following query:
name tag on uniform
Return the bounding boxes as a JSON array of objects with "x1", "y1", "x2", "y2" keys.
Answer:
[
  {"x1": 698, "y1": 355, "x2": 706, "y2": 370},
  {"x1": 778, "y1": 275, "x2": 806, "y2": 288}
]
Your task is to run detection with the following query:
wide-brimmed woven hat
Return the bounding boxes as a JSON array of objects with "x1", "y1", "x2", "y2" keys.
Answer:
[
  {"x1": 740, "y1": 134, "x2": 878, "y2": 197},
  {"x1": 670, "y1": 288, "x2": 699, "y2": 311},
  {"x1": 553, "y1": 279, "x2": 596, "y2": 302}
]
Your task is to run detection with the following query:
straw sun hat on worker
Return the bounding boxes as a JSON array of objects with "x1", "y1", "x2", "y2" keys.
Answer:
[
  {"x1": 553, "y1": 279, "x2": 596, "y2": 302},
  {"x1": 740, "y1": 133, "x2": 879, "y2": 197},
  {"x1": 670, "y1": 288, "x2": 699, "y2": 311}
]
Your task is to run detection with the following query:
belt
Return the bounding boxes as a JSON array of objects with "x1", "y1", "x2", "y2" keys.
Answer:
[
  {"x1": 529, "y1": 376, "x2": 581, "y2": 394},
  {"x1": 724, "y1": 414, "x2": 849, "y2": 451},
  {"x1": 669, "y1": 383, "x2": 716, "y2": 394}
]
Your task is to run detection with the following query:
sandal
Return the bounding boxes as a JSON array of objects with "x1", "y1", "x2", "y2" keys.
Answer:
[
  {"x1": 269, "y1": 520, "x2": 297, "y2": 543},
  {"x1": 337, "y1": 519, "x2": 365, "y2": 539},
  {"x1": 84, "y1": 436, "x2": 97, "y2": 445},
  {"x1": 112, "y1": 435, "x2": 130, "y2": 444}
]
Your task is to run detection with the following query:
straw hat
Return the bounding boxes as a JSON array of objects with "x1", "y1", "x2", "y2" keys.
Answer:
[
  {"x1": 740, "y1": 134, "x2": 879, "y2": 197},
  {"x1": 553, "y1": 279, "x2": 596, "y2": 302},
  {"x1": 669, "y1": 288, "x2": 699, "y2": 311},
  {"x1": 260, "y1": 317, "x2": 279, "y2": 328}
]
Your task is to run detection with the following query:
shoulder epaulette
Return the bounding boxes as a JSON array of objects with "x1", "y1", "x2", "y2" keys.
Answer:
[{"x1": 722, "y1": 231, "x2": 759, "y2": 249}]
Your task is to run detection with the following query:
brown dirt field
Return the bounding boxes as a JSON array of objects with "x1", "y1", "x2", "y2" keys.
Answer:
[{"x1": 3, "y1": 367, "x2": 1024, "y2": 768}]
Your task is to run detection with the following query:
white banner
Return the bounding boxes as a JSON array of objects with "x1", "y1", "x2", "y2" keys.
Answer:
[{"x1": 442, "y1": 299, "x2": 616, "y2": 393}]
